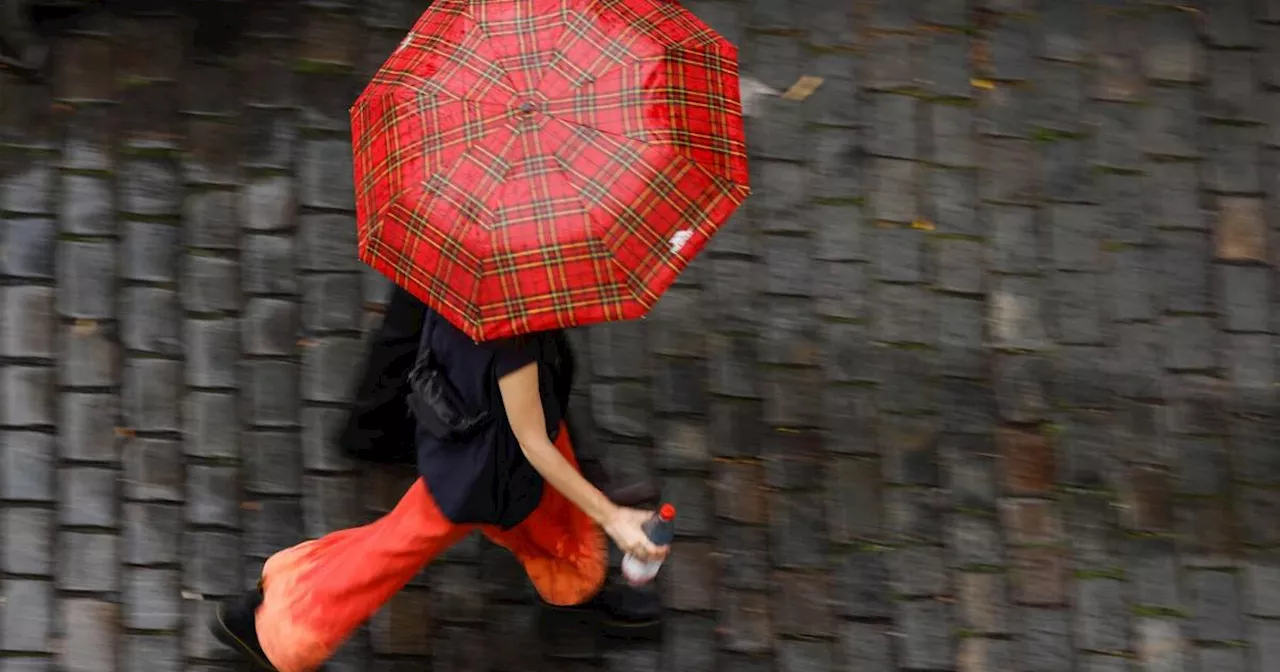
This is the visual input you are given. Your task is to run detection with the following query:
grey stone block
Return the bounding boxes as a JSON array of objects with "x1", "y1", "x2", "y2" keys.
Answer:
[
  {"x1": 302, "y1": 274, "x2": 362, "y2": 333},
  {"x1": 1052, "y1": 273, "x2": 1103, "y2": 346},
  {"x1": 928, "y1": 167, "x2": 979, "y2": 236},
  {"x1": 991, "y1": 206, "x2": 1039, "y2": 275},
  {"x1": 122, "y1": 503, "x2": 181, "y2": 565},
  {"x1": 298, "y1": 213, "x2": 359, "y2": 272},
  {"x1": 867, "y1": 94, "x2": 917, "y2": 160},
  {"x1": 59, "y1": 174, "x2": 114, "y2": 236},
  {"x1": 243, "y1": 175, "x2": 295, "y2": 232},
  {"x1": 1200, "y1": 647, "x2": 1247, "y2": 672},
  {"x1": 302, "y1": 474, "x2": 363, "y2": 537},
  {"x1": 1204, "y1": 0, "x2": 1255, "y2": 47},
  {"x1": 185, "y1": 465, "x2": 240, "y2": 528},
  {"x1": 1034, "y1": 62, "x2": 1085, "y2": 133},
  {"x1": 242, "y1": 298, "x2": 299, "y2": 356},
  {"x1": 1190, "y1": 570, "x2": 1243, "y2": 642},
  {"x1": 1219, "y1": 266, "x2": 1269, "y2": 333},
  {"x1": 123, "y1": 568, "x2": 182, "y2": 630},
  {"x1": 57, "y1": 532, "x2": 119, "y2": 592},
  {"x1": 809, "y1": 127, "x2": 859, "y2": 200},
  {"x1": 244, "y1": 431, "x2": 303, "y2": 495},
  {"x1": 990, "y1": 276, "x2": 1047, "y2": 351},
  {"x1": 1018, "y1": 608, "x2": 1072, "y2": 672},
  {"x1": 1161, "y1": 230, "x2": 1210, "y2": 314},
  {"x1": 752, "y1": 160, "x2": 806, "y2": 222},
  {"x1": 182, "y1": 254, "x2": 241, "y2": 313},
  {"x1": 2, "y1": 286, "x2": 55, "y2": 359},
  {"x1": 122, "y1": 438, "x2": 183, "y2": 503},
  {"x1": 1, "y1": 432, "x2": 54, "y2": 502},
  {"x1": 184, "y1": 188, "x2": 239, "y2": 249},
  {"x1": 121, "y1": 635, "x2": 180, "y2": 672},
  {"x1": 301, "y1": 407, "x2": 355, "y2": 472},
  {"x1": 58, "y1": 467, "x2": 118, "y2": 528},
  {"x1": 978, "y1": 82, "x2": 1035, "y2": 139},
  {"x1": 244, "y1": 497, "x2": 305, "y2": 558},
  {"x1": 890, "y1": 545, "x2": 946, "y2": 598},
  {"x1": 1093, "y1": 101, "x2": 1143, "y2": 170},
  {"x1": 1148, "y1": 162, "x2": 1203, "y2": 230},
  {"x1": 243, "y1": 234, "x2": 299, "y2": 296},
  {"x1": 299, "y1": 139, "x2": 356, "y2": 210},
  {"x1": 59, "y1": 599, "x2": 119, "y2": 672},
  {"x1": 1144, "y1": 9, "x2": 1202, "y2": 83},
  {"x1": 1207, "y1": 50, "x2": 1259, "y2": 122},
  {"x1": 2, "y1": 160, "x2": 54, "y2": 214},
  {"x1": 938, "y1": 294, "x2": 985, "y2": 378},
  {"x1": 59, "y1": 322, "x2": 118, "y2": 387},
  {"x1": 1075, "y1": 579, "x2": 1128, "y2": 652},
  {"x1": 898, "y1": 600, "x2": 953, "y2": 670},
  {"x1": 1, "y1": 366, "x2": 54, "y2": 427},
  {"x1": 1, "y1": 579, "x2": 52, "y2": 652},
  {"x1": 874, "y1": 227, "x2": 923, "y2": 283},
  {"x1": 1206, "y1": 125, "x2": 1262, "y2": 194},
  {"x1": 981, "y1": 138, "x2": 1038, "y2": 204},
  {"x1": 2, "y1": 508, "x2": 52, "y2": 575},
  {"x1": 185, "y1": 319, "x2": 239, "y2": 388},
  {"x1": 183, "y1": 530, "x2": 243, "y2": 596},
  {"x1": 120, "y1": 158, "x2": 180, "y2": 215},
  {"x1": 122, "y1": 221, "x2": 179, "y2": 282},
  {"x1": 768, "y1": 492, "x2": 826, "y2": 568},
  {"x1": 804, "y1": 53, "x2": 858, "y2": 128},
  {"x1": 60, "y1": 392, "x2": 120, "y2": 463},
  {"x1": 120, "y1": 287, "x2": 181, "y2": 356},
  {"x1": 653, "y1": 358, "x2": 709, "y2": 415},
  {"x1": 122, "y1": 358, "x2": 181, "y2": 432},
  {"x1": 869, "y1": 158, "x2": 917, "y2": 223},
  {"x1": 57, "y1": 241, "x2": 116, "y2": 319},
  {"x1": 930, "y1": 104, "x2": 976, "y2": 167},
  {"x1": 1144, "y1": 86, "x2": 1199, "y2": 158},
  {"x1": 182, "y1": 392, "x2": 238, "y2": 458},
  {"x1": 301, "y1": 337, "x2": 361, "y2": 403},
  {"x1": 242, "y1": 360, "x2": 300, "y2": 427},
  {"x1": 836, "y1": 550, "x2": 892, "y2": 619},
  {"x1": 810, "y1": 204, "x2": 863, "y2": 262},
  {"x1": 865, "y1": 34, "x2": 915, "y2": 91},
  {"x1": 924, "y1": 32, "x2": 970, "y2": 98},
  {"x1": 1164, "y1": 316, "x2": 1216, "y2": 372}
]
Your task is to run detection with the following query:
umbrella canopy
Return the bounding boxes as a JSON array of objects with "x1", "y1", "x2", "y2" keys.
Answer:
[{"x1": 351, "y1": 0, "x2": 749, "y2": 341}]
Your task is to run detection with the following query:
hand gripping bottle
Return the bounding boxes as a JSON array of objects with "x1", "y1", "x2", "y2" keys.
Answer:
[{"x1": 620, "y1": 504, "x2": 676, "y2": 586}]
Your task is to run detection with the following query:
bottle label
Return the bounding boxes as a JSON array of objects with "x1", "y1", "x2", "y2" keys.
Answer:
[{"x1": 621, "y1": 554, "x2": 661, "y2": 585}]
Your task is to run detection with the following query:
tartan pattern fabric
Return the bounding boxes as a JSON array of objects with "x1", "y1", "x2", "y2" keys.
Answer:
[{"x1": 351, "y1": 0, "x2": 750, "y2": 341}]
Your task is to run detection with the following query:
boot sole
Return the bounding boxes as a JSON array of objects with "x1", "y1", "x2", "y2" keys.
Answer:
[
  {"x1": 209, "y1": 603, "x2": 278, "y2": 672},
  {"x1": 602, "y1": 617, "x2": 663, "y2": 641}
]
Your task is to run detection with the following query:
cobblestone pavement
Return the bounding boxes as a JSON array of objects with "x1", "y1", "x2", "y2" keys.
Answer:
[{"x1": 2, "y1": 0, "x2": 1280, "y2": 670}]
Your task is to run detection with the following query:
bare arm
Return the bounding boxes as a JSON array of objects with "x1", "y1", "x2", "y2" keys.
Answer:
[{"x1": 499, "y1": 362, "x2": 619, "y2": 527}]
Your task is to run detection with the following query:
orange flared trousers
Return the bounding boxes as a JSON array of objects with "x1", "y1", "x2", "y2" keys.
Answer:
[{"x1": 254, "y1": 426, "x2": 606, "y2": 672}]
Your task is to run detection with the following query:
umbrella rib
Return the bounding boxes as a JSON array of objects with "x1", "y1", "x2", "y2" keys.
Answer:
[{"x1": 463, "y1": 2, "x2": 525, "y2": 98}]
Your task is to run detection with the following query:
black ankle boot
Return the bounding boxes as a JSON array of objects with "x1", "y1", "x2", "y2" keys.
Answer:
[
  {"x1": 538, "y1": 579, "x2": 664, "y2": 658},
  {"x1": 208, "y1": 588, "x2": 277, "y2": 671}
]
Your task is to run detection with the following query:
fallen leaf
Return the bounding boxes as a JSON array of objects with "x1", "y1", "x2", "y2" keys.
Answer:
[
  {"x1": 971, "y1": 78, "x2": 996, "y2": 90},
  {"x1": 72, "y1": 319, "x2": 98, "y2": 335},
  {"x1": 114, "y1": 427, "x2": 136, "y2": 439},
  {"x1": 911, "y1": 219, "x2": 935, "y2": 231},
  {"x1": 241, "y1": 501, "x2": 263, "y2": 511},
  {"x1": 781, "y1": 75, "x2": 824, "y2": 101}
]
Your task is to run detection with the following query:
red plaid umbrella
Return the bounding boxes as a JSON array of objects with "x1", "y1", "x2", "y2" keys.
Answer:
[{"x1": 351, "y1": 0, "x2": 749, "y2": 341}]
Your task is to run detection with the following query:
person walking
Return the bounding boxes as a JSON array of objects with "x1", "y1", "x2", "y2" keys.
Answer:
[
  {"x1": 208, "y1": 1, "x2": 750, "y2": 668},
  {"x1": 211, "y1": 305, "x2": 669, "y2": 671}
]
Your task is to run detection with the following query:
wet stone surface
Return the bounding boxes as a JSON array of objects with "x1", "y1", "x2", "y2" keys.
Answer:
[{"x1": 1, "y1": 0, "x2": 1279, "y2": 670}]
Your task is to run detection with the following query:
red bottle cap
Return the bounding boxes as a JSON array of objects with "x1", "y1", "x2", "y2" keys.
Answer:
[{"x1": 658, "y1": 503, "x2": 676, "y2": 521}]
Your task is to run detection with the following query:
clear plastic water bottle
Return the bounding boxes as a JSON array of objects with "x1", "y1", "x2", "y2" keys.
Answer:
[{"x1": 620, "y1": 503, "x2": 676, "y2": 586}]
